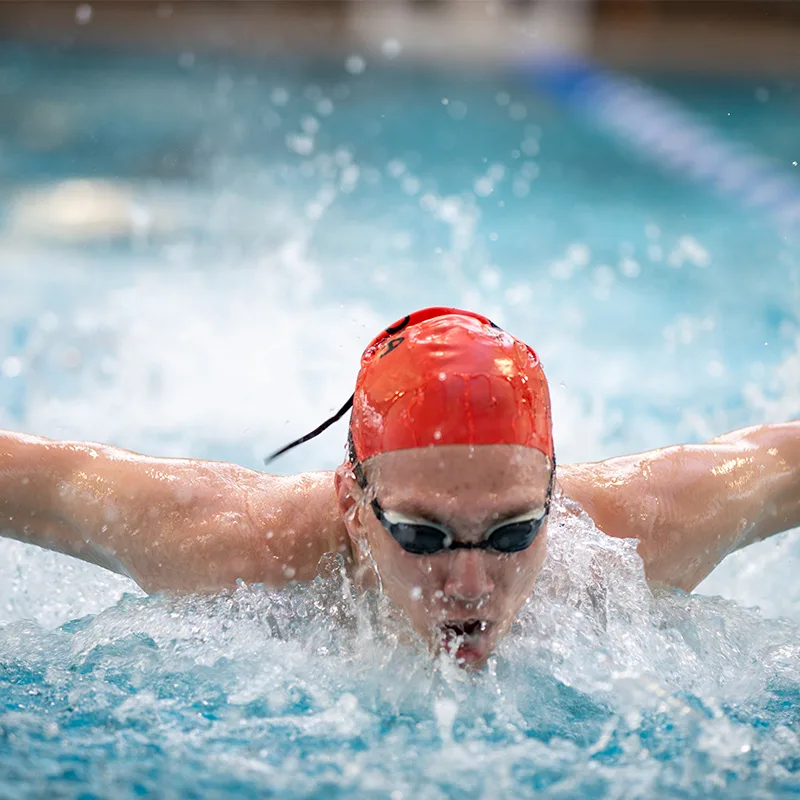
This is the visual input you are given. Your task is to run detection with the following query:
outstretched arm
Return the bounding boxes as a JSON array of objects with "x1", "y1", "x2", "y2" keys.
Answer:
[
  {"x1": 0, "y1": 432, "x2": 347, "y2": 593},
  {"x1": 560, "y1": 422, "x2": 800, "y2": 591}
]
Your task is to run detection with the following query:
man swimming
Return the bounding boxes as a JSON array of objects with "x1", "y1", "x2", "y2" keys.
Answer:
[{"x1": 0, "y1": 307, "x2": 798, "y2": 667}]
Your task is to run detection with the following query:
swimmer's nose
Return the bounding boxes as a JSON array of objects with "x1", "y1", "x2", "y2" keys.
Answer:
[{"x1": 443, "y1": 550, "x2": 494, "y2": 603}]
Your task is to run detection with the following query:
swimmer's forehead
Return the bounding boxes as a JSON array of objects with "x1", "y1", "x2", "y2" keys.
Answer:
[{"x1": 365, "y1": 444, "x2": 552, "y2": 515}]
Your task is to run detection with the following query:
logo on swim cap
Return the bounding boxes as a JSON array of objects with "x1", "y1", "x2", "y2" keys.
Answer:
[{"x1": 350, "y1": 307, "x2": 553, "y2": 462}]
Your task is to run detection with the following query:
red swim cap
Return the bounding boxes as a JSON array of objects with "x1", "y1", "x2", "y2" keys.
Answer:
[{"x1": 350, "y1": 307, "x2": 553, "y2": 462}]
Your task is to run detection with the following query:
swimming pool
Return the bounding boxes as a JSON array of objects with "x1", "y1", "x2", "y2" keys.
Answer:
[{"x1": 1, "y1": 43, "x2": 799, "y2": 797}]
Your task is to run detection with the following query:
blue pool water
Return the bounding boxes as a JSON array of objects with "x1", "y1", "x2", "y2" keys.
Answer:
[{"x1": 1, "y1": 43, "x2": 799, "y2": 797}]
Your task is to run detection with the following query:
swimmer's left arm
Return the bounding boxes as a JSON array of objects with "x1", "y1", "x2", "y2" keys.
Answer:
[{"x1": 560, "y1": 421, "x2": 800, "y2": 591}]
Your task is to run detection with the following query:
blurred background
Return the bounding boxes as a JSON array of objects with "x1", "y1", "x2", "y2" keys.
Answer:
[{"x1": 0, "y1": 1, "x2": 798, "y2": 622}]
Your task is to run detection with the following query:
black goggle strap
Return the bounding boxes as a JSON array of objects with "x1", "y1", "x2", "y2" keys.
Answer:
[
  {"x1": 347, "y1": 430, "x2": 368, "y2": 490},
  {"x1": 264, "y1": 394, "x2": 355, "y2": 465}
]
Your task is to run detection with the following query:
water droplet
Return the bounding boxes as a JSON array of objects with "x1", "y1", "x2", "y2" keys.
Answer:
[
  {"x1": 447, "y1": 100, "x2": 468, "y2": 121},
  {"x1": 345, "y1": 54, "x2": 366, "y2": 75},
  {"x1": 387, "y1": 159, "x2": 406, "y2": 178},
  {"x1": 286, "y1": 133, "x2": 314, "y2": 156},
  {"x1": 270, "y1": 87, "x2": 289, "y2": 107},
  {"x1": 381, "y1": 38, "x2": 402, "y2": 59},
  {"x1": 474, "y1": 177, "x2": 494, "y2": 197},
  {"x1": 75, "y1": 4, "x2": 92, "y2": 24},
  {"x1": 316, "y1": 98, "x2": 334, "y2": 116},
  {"x1": 401, "y1": 176, "x2": 420, "y2": 196},
  {"x1": 619, "y1": 257, "x2": 641, "y2": 278},
  {"x1": 301, "y1": 116, "x2": 319, "y2": 136},
  {"x1": 1, "y1": 356, "x2": 22, "y2": 378},
  {"x1": 433, "y1": 697, "x2": 458, "y2": 742}
]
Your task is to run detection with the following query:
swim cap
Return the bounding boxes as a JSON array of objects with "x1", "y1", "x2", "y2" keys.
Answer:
[{"x1": 350, "y1": 307, "x2": 553, "y2": 462}]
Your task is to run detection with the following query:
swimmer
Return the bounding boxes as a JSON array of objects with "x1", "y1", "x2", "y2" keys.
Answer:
[{"x1": 1, "y1": 307, "x2": 798, "y2": 667}]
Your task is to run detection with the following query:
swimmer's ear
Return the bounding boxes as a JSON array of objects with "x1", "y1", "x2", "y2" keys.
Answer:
[{"x1": 334, "y1": 462, "x2": 364, "y2": 524}]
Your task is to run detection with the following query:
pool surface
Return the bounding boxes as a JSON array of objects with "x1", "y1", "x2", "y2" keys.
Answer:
[{"x1": 0, "y1": 43, "x2": 799, "y2": 797}]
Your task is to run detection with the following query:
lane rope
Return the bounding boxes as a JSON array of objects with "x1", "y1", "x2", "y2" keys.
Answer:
[{"x1": 523, "y1": 58, "x2": 800, "y2": 233}]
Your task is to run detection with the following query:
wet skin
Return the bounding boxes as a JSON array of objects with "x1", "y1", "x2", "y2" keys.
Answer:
[
  {"x1": 335, "y1": 445, "x2": 551, "y2": 668},
  {"x1": 0, "y1": 423, "x2": 799, "y2": 667}
]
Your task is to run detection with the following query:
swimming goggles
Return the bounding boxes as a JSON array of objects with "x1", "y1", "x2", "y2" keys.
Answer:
[{"x1": 369, "y1": 481, "x2": 552, "y2": 556}]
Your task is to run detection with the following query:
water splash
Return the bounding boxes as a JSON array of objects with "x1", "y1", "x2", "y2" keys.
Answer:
[{"x1": 2, "y1": 499, "x2": 799, "y2": 797}]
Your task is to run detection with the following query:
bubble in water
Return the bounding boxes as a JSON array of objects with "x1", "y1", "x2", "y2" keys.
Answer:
[{"x1": 178, "y1": 52, "x2": 195, "y2": 69}]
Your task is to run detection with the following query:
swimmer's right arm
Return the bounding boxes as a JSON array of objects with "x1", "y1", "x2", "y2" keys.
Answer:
[{"x1": 0, "y1": 432, "x2": 348, "y2": 593}]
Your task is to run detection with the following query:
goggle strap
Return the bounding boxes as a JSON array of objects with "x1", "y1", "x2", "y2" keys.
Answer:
[{"x1": 264, "y1": 394, "x2": 354, "y2": 465}]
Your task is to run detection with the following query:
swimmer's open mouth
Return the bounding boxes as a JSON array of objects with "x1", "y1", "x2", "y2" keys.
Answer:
[{"x1": 441, "y1": 619, "x2": 491, "y2": 641}]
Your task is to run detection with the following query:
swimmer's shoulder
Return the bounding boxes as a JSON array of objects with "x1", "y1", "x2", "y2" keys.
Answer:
[
  {"x1": 555, "y1": 457, "x2": 661, "y2": 541},
  {"x1": 244, "y1": 469, "x2": 351, "y2": 583}
]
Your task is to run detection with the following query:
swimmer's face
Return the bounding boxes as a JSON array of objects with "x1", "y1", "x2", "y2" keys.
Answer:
[{"x1": 335, "y1": 444, "x2": 552, "y2": 669}]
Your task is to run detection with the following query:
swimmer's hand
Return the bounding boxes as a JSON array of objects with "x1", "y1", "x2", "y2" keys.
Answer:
[
  {"x1": 560, "y1": 421, "x2": 800, "y2": 592},
  {"x1": 0, "y1": 432, "x2": 347, "y2": 592}
]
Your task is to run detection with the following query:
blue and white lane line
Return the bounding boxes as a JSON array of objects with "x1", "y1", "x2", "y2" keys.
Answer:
[{"x1": 522, "y1": 58, "x2": 800, "y2": 233}]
